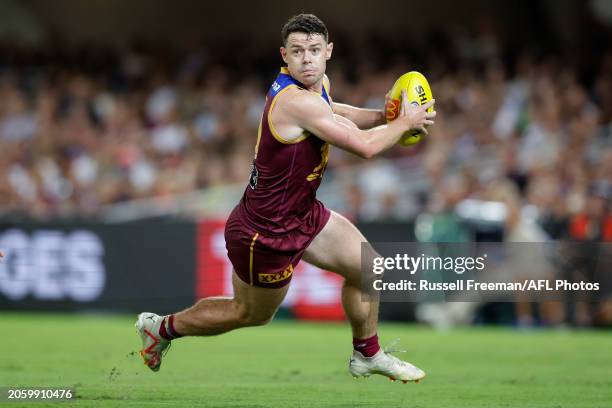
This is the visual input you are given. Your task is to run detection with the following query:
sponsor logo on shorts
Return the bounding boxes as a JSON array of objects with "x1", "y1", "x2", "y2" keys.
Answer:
[{"x1": 259, "y1": 264, "x2": 294, "y2": 284}]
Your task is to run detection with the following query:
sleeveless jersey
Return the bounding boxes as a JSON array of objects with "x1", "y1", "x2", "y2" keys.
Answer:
[{"x1": 237, "y1": 67, "x2": 331, "y2": 235}]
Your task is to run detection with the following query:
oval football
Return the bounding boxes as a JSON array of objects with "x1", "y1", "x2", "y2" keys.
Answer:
[{"x1": 385, "y1": 71, "x2": 433, "y2": 146}]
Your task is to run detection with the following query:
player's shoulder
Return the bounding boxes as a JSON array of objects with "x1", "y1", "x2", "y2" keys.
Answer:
[{"x1": 278, "y1": 85, "x2": 329, "y2": 115}]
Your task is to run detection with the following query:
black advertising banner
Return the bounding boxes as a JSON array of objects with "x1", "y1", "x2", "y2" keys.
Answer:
[
  {"x1": 0, "y1": 218, "x2": 420, "y2": 317},
  {"x1": 0, "y1": 220, "x2": 196, "y2": 314}
]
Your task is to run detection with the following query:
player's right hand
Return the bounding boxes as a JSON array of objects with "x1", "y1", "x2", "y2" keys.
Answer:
[{"x1": 399, "y1": 90, "x2": 436, "y2": 135}]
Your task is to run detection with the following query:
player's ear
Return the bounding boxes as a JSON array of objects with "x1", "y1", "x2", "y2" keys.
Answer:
[
  {"x1": 280, "y1": 46, "x2": 288, "y2": 64},
  {"x1": 326, "y1": 42, "x2": 333, "y2": 60}
]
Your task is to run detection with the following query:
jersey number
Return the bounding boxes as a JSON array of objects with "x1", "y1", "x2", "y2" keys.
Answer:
[{"x1": 307, "y1": 144, "x2": 330, "y2": 181}]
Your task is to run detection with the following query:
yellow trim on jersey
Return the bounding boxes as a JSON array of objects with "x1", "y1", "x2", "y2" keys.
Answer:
[
  {"x1": 322, "y1": 75, "x2": 331, "y2": 99},
  {"x1": 268, "y1": 84, "x2": 310, "y2": 144},
  {"x1": 322, "y1": 83, "x2": 330, "y2": 99},
  {"x1": 254, "y1": 116, "x2": 263, "y2": 159},
  {"x1": 306, "y1": 142, "x2": 330, "y2": 181},
  {"x1": 281, "y1": 67, "x2": 290, "y2": 75},
  {"x1": 249, "y1": 232, "x2": 260, "y2": 286}
]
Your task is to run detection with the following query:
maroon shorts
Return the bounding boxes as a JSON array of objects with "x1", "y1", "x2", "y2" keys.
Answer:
[{"x1": 224, "y1": 201, "x2": 331, "y2": 288}]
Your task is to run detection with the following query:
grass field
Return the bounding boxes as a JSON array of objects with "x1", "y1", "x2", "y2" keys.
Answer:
[{"x1": 1, "y1": 313, "x2": 611, "y2": 407}]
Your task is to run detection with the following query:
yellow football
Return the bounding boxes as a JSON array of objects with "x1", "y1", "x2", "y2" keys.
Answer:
[{"x1": 385, "y1": 71, "x2": 433, "y2": 146}]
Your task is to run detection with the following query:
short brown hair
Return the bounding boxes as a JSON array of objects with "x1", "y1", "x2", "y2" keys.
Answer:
[{"x1": 281, "y1": 14, "x2": 328, "y2": 46}]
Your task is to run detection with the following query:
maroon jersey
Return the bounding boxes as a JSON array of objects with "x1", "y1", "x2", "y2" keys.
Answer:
[
  {"x1": 237, "y1": 67, "x2": 332, "y2": 235},
  {"x1": 225, "y1": 68, "x2": 332, "y2": 287}
]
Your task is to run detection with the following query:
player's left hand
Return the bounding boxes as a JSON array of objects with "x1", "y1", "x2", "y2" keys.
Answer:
[
  {"x1": 0, "y1": 250, "x2": 4, "y2": 262},
  {"x1": 379, "y1": 91, "x2": 392, "y2": 124},
  {"x1": 384, "y1": 91, "x2": 391, "y2": 111},
  {"x1": 399, "y1": 90, "x2": 436, "y2": 135}
]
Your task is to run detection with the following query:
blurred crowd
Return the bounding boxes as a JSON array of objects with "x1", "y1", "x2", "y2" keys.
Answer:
[
  {"x1": 410, "y1": 51, "x2": 612, "y2": 244},
  {"x1": 0, "y1": 28, "x2": 611, "y2": 243},
  {"x1": 0, "y1": 42, "x2": 266, "y2": 217}
]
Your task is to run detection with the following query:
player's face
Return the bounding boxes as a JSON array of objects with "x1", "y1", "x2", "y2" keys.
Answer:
[{"x1": 280, "y1": 33, "x2": 333, "y2": 88}]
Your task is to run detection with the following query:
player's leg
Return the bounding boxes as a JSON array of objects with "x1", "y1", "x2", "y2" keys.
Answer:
[
  {"x1": 136, "y1": 269, "x2": 288, "y2": 371},
  {"x1": 303, "y1": 210, "x2": 378, "y2": 339},
  {"x1": 173, "y1": 270, "x2": 289, "y2": 335},
  {"x1": 303, "y1": 210, "x2": 425, "y2": 382}
]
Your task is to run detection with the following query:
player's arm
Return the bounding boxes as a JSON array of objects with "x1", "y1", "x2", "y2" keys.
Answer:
[
  {"x1": 286, "y1": 90, "x2": 435, "y2": 159},
  {"x1": 332, "y1": 103, "x2": 386, "y2": 130},
  {"x1": 323, "y1": 75, "x2": 386, "y2": 130}
]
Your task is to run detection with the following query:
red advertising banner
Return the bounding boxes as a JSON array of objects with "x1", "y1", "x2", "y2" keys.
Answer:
[{"x1": 196, "y1": 220, "x2": 345, "y2": 320}]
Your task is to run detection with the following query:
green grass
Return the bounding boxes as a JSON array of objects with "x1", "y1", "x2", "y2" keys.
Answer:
[{"x1": 1, "y1": 313, "x2": 611, "y2": 407}]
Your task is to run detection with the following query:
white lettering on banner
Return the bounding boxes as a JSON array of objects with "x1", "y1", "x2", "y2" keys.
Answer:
[
  {"x1": 65, "y1": 231, "x2": 105, "y2": 302},
  {"x1": 0, "y1": 229, "x2": 106, "y2": 302},
  {"x1": 0, "y1": 230, "x2": 29, "y2": 300},
  {"x1": 33, "y1": 231, "x2": 64, "y2": 300}
]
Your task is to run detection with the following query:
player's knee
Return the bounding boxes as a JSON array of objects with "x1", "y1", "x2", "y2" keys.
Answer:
[
  {"x1": 248, "y1": 313, "x2": 274, "y2": 327},
  {"x1": 236, "y1": 304, "x2": 275, "y2": 327},
  {"x1": 242, "y1": 312, "x2": 274, "y2": 327}
]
